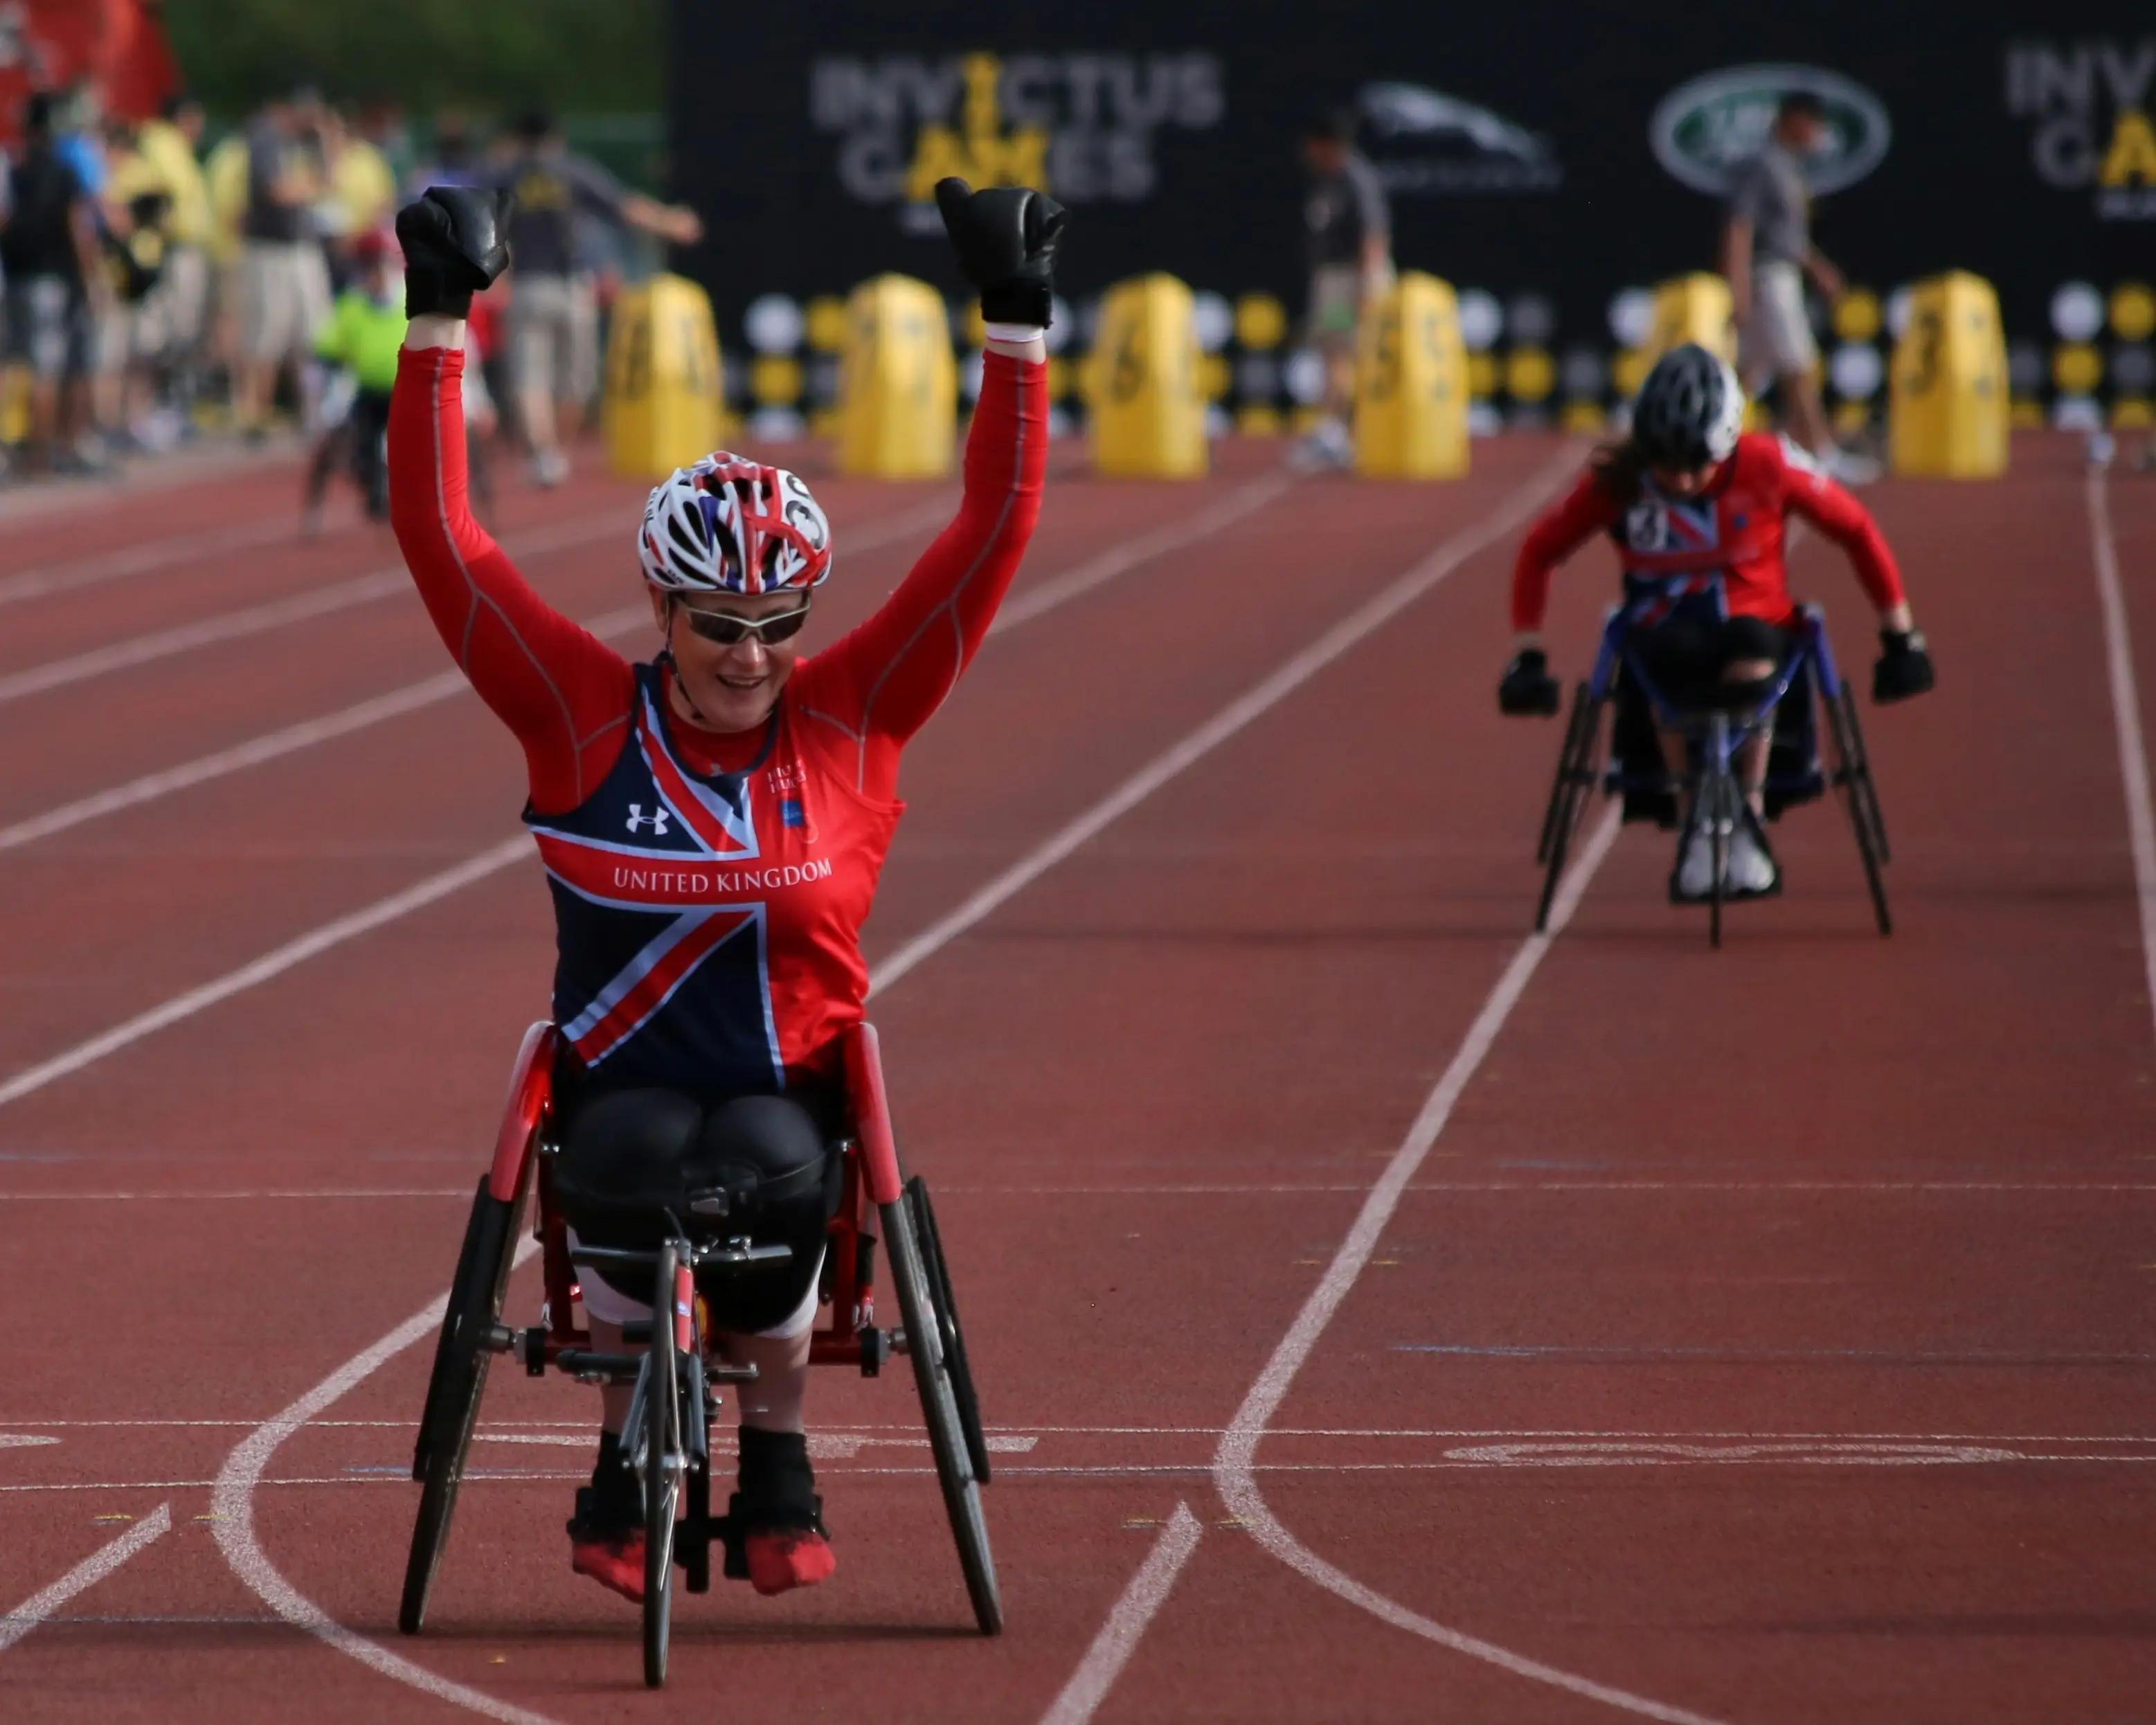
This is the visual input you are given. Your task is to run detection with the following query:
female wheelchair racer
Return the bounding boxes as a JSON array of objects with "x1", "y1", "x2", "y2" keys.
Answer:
[
  {"x1": 388, "y1": 178, "x2": 1063, "y2": 1603},
  {"x1": 1495, "y1": 343, "x2": 1936, "y2": 900}
]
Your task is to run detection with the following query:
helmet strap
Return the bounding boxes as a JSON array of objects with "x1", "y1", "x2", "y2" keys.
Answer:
[{"x1": 657, "y1": 598, "x2": 719, "y2": 729}]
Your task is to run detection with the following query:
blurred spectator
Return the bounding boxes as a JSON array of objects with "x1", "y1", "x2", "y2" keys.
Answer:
[
  {"x1": 233, "y1": 91, "x2": 331, "y2": 438},
  {"x1": 306, "y1": 227, "x2": 404, "y2": 521},
  {"x1": 492, "y1": 110, "x2": 701, "y2": 485},
  {"x1": 129, "y1": 94, "x2": 215, "y2": 427},
  {"x1": 89, "y1": 119, "x2": 169, "y2": 447},
  {"x1": 54, "y1": 80, "x2": 109, "y2": 207},
  {"x1": 1721, "y1": 91, "x2": 1874, "y2": 481},
  {"x1": 1294, "y1": 107, "x2": 1391, "y2": 471},
  {"x1": 2, "y1": 91, "x2": 107, "y2": 473},
  {"x1": 327, "y1": 100, "x2": 398, "y2": 247},
  {"x1": 405, "y1": 110, "x2": 484, "y2": 197}
]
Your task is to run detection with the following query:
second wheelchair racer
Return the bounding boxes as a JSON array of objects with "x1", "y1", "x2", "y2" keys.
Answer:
[
  {"x1": 388, "y1": 178, "x2": 1062, "y2": 1605},
  {"x1": 1497, "y1": 343, "x2": 1935, "y2": 899}
]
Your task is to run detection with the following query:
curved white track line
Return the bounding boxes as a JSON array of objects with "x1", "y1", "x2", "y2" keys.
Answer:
[
  {"x1": 211, "y1": 1244, "x2": 562, "y2": 1725},
  {"x1": 1212, "y1": 812, "x2": 1736, "y2": 1725}
]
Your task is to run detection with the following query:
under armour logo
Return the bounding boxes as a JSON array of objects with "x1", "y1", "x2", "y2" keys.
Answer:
[{"x1": 625, "y1": 804, "x2": 672, "y2": 836}]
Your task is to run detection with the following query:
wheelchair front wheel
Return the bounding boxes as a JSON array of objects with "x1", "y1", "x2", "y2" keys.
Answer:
[
  {"x1": 1827, "y1": 686, "x2": 1892, "y2": 936},
  {"x1": 399, "y1": 1177, "x2": 522, "y2": 1636},
  {"x1": 641, "y1": 1241, "x2": 685, "y2": 1689},
  {"x1": 1536, "y1": 683, "x2": 1601, "y2": 933},
  {"x1": 886, "y1": 1188, "x2": 1002, "y2": 1636}
]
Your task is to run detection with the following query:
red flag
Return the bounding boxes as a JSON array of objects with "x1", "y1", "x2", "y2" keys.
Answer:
[{"x1": 0, "y1": 0, "x2": 180, "y2": 145}]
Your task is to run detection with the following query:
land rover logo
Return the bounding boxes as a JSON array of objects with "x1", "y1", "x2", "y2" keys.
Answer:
[{"x1": 1651, "y1": 64, "x2": 1891, "y2": 197}]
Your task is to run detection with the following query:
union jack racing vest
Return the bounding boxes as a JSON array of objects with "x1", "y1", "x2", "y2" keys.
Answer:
[{"x1": 525, "y1": 664, "x2": 896, "y2": 1096}]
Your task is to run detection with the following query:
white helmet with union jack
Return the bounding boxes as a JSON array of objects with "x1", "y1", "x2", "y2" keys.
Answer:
[{"x1": 638, "y1": 452, "x2": 834, "y2": 593}]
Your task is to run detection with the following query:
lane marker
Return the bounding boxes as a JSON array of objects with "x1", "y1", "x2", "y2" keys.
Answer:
[
  {"x1": 0, "y1": 498, "x2": 934, "y2": 713},
  {"x1": 877, "y1": 452, "x2": 1578, "y2": 995},
  {"x1": 0, "y1": 839, "x2": 530, "y2": 1111},
  {"x1": 0, "y1": 517, "x2": 296, "y2": 609},
  {"x1": 990, "y1": 475, "x2": 1290, "y2": 634},
  {"x1": 199, "y1": 467, "x2": 1574, "y2": 1717},
  {"x1": 212, "y1": 1240, "x2": 563, "y2": 1725},
  {"x1": 1038, "y1": 1503, "x2": 1203, "y2": 1725},
  {"x1": 1207, "y1": 812, "x2": 1740, "y2": 1725},
  {"x1": 2087, "y1": 467, "x2": 2156, "y2": 1048},
  {"x1": 0, "y1": 490, "x2": 1201, "y2": 857},
  {"x1": 0, "y1": 1502, "x2": 172, "y2": 1652}
]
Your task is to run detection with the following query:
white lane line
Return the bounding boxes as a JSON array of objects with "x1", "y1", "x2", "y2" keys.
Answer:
[
  {"x1": 990, "y1": 475, "x2": 1291, "y2": 634},
  {"x1": 0, "y1": 489, "x2": 1138, "y2": 859},
  {"x1": 213, "y1": 1241, "x2": 562, "y2": 1725},
  {"x1": 0, "y1": 517, "x2": 296, "y2": 608},
  {"x1": 1188, "y1": 814, "x2": 1736, "y2": 1725},
  {"x1": 0, "y1": 838, "x2": 530, "y2": 1111},
  {"x1": 934, "y1": 1179, "x2": 2156, "y2": 1195},
  {"x1": 0, "y1": 573, "x2": 414, "y2": 706},
  {"x1": 1038, "y1": 1503, "x2": 1203, "y2": 1725},
  {"x1": 201, "y1": 468, "x2": 1571, "y2": 1718},
  {"x1": 0, "y1": 503, "x2": 712, "y2": 712},
  {"x1": 877, "y1": 450, "x2": 1577, "y2": 995},
  {"x1": 2087, "y1": 467, "x2": 2156, "y2": 1048},
  {"x1": 0, "y1": 1503, "x2": 172, "y2": 1652}
]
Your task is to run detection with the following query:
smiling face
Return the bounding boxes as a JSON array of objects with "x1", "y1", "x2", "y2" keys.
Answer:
[{"x1": 648, "y1": 586, "x2": 811, "y2": 734}]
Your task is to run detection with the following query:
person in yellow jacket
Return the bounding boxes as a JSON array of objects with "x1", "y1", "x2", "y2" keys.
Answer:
[{"x1": 128, "y1": 96, "x2": 214, "y2": 393}]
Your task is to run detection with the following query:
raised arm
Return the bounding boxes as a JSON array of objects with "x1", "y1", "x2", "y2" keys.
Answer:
[
  {"x1": 388, "y1": 190, "x2": 633, "y2": 812},
  {"x1": 794, "y1": 177, "x2": 1064, "y2": 796},
  {"x1": 797, "y1": 344, "x2": 1048, "y2": 789}
]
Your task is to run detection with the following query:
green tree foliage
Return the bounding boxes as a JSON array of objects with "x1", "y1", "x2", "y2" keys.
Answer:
[{"x1": 160, "y1": 0, "x2": 663, "y2": 118}]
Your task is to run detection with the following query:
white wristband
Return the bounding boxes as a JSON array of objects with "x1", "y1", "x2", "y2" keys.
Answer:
[{"x1": 983, "y1": 321, "x2": 1046, "y2": 346}]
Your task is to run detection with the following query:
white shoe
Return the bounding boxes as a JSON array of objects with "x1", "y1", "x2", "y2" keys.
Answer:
[
  {"x1": 1825, "y1": 447, "x2": 1881, "y2": 486},
  {"x1": 532, "y1": 448, "x2": 571, "y2": 488},
  {"x1": 1287, "y1": 420, "x2": 1352, "y2": 472},
  {"x1": 1727, "y1": 824, "x2": 1779, "y2": 895},
  {"x1": 1676, "y1": 830, "x2": 1716, "y2": 900}
]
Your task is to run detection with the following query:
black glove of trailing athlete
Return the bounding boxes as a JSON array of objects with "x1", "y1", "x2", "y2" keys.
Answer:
[
  {"x1": 394, "y1": 186, "x2": 514, "y2": 319},
  {"x1": 1871, "y1": 628, "x2": 1935, "y2": 703},
  {"x1": 1498, "y1": 646, "x2": 1563, "y2": 716},
  {"x1": 933, "y1": 176, "x2": 1068, "y2": 328}
]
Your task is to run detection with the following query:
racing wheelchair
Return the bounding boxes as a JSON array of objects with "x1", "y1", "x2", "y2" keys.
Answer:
[
  {"x1": 397, "y1": 1021, "x2": 997, "y2": 1686},
  {"x1": 1534, "y1": 600, "x2": 1892, "y2": 947}
]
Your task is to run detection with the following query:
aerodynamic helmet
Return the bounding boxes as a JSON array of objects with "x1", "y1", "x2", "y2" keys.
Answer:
[
  {"x1": 1631, "y1": 343, "x2": 1744, "y2": 472},
  {"x1": 638, "y1": 452, "x2": 833, "y2": 593}
]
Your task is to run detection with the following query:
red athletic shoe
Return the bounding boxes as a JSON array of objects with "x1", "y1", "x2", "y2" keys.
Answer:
[
  {"x1": 744, "y1": 1526, "x2": 837, "y2": 1596},
  {"x1": 571, "y1": 1528, "x2": 646, "y2": 1602}
]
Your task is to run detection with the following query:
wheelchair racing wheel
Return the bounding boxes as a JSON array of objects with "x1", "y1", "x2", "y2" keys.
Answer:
[
  {"x1": 1826, "y1": 685, "x2": 1892, "y2": 936},
  {"x1": 885, "y1": 1183, "x2": 1003, "y2": 1635},
  {"x1": 1536, "y1": 681, "x2": 1603, "y2": 932},
  {"x1": 906, "y1": 1177, "x2": 991, "y2": 1485},
  {"x1": 399, "y1": 1172, "x2": 525, "y2": 1636},
  {"x1": 641, "y1": 1240, "x2": 687, "y2": 1688}
]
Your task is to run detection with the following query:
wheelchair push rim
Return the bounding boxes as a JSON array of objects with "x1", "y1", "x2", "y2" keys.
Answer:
[
  {"x1": 641, "y1": 1240, "x2": 688, "y2": 1688},
  {"x1": 399, "y1": 1171, "x2": 525, "y2": 1637},
  {"x1": 885, "y1": 1183, "x2": 1003, "y2": 1636},
  {"x1": 1827, "y1": 684, "x2": 1893, "y2": 936},
  {"x1": 1536, "y1": 681, "x2": 1601, "y2": 933}
]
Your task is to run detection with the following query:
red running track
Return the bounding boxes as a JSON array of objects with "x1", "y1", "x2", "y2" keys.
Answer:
[{"x1": 0, "y1": 433, "x2": 2152, "y2": 1723}]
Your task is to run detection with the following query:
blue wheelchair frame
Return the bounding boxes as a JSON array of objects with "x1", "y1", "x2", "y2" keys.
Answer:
[{"x1": 1534, "y1": 596, "x2": 1892, "y2": 946}]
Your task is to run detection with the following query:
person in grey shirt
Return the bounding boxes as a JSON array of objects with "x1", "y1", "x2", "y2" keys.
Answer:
[
  {"x1": 1721, "y1": 91, "x2": 1866, "y2": 476},
  {"x1": 490, "y1": 112, "x2": 701, "y2": 485},
  {"x1": 1296, "y1": 107, "x2": 1392, "y2": 468}
]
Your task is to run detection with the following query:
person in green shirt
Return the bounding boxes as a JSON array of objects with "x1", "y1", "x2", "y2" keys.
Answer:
[{"x1": 306, "y1": 230, "x2": 406, "y2": 521}]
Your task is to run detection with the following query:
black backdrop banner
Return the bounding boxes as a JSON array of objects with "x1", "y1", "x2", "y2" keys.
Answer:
[{"x1": 667, "y1": 0, "x2": 2155, "y2": 352}]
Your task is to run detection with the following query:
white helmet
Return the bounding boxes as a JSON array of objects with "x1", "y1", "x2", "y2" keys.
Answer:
[{"x1": 637, "y1": 452, "x2": 833, "y2": 593}]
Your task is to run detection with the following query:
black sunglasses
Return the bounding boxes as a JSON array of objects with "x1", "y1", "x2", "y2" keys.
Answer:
[{"x1": 674, "y1": 598, "x2": 812, "y2": 646}]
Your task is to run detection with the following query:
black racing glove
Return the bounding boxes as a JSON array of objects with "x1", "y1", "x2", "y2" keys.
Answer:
[
  {"x1": 1498, "y1": 647, "x2": 1562, "y2": 717},
  {"x1": 395, "y1": 186, "x2": 513, "y2": 319},
  {"x1": 1872, "y1": 628, "x2": 1934, "y2": 703},
  {"x1": 933, "y1": 176, "x2": 1068, "y2": 328}
]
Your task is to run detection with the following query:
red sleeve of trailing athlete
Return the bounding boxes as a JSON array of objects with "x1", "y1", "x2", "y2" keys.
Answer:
[
  {"x1": 387, "y1": 343, "x2": 634, "y2": 814},
  {"x1": 793, "y1": 348, "x2": 1049, "y2": 798},
  {"x1": 1512, "y1": 469, "x2": 1620, "y2": 632}
]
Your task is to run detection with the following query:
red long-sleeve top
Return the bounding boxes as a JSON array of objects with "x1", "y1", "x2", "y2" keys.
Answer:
[
  {"x1": 1511, "y1": 433, "x2": 1905, "y2": 633},
  {"x1": 388, "y1": 342, "x2": 1048, "y2": 1091}
]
